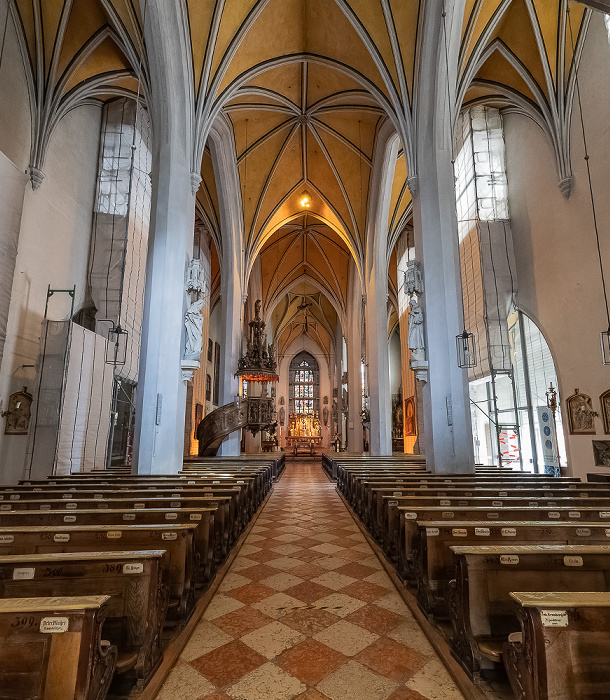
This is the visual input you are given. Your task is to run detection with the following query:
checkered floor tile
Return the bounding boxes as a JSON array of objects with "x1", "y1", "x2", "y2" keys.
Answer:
[{"x1": 156, "y1": 460, "x2": 464, "y2": 700}]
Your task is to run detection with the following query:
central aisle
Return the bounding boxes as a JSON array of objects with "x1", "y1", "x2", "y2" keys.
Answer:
[{"x1": 158, "y1": 461, "x2": 463, "y2": 700}]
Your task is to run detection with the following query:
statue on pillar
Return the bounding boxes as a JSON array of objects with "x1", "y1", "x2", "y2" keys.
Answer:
[
  {"x1": 184, "y1": 299, "x2": 205, "y2": 358},
  {"x1": 408, "y1": 297, "x2": 425, "y2": 358}
]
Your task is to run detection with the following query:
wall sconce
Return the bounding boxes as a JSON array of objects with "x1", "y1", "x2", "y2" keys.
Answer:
[{"x1": 456, "y1": 329, "x2": 476, "y2": 368}]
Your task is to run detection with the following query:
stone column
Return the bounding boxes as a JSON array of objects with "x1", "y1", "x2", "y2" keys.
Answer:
[{"x1": 346, "y1": 261, "x2": 363, "y2": 453}]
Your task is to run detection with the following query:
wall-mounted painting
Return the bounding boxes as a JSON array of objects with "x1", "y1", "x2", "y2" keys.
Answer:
[
  {"x1": 3, "y1": 388, "x2": 33, "y2": 435},
  {"x1": 593, "y1": 440, "x2": 610, "y2": 467},
  {"x1": 404, "y1": 397, "x2": 416, "y2": 437},
  {"x1": 566, "y1": 389, "x2": 597, "y2": 435},
  {"x1": 600, "y1": 389, "x2": 610, "y2": 434}
]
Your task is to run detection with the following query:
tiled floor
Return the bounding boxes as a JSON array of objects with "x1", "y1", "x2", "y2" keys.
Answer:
[{"x1": 157, "y1": 460, "x2": 464, "y2": 700}]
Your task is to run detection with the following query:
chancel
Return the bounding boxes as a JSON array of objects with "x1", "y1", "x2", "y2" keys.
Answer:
[{"x1": 1, "y1": 1, "x2": 610, "y2": 698}]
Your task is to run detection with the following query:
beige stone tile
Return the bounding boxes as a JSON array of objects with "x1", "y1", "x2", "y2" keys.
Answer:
[
  {"x1": 231, "y1": 556, "x2": 259, "y2": 571},
  {"x1": 313, "y1": 620, "x2": 379, "y2": 656},
  {"x1": 311, "y1": 571, "x2": 358, "y2": 591},
  {"x1": 362, "y1": 571, "x2": 395, "y2": 589},
  {"x1": 374, "y1": 592, "x2": 409, "y2": 616},
  {"x1": 387, "y1": 619, "x2": 436, "y2": 656},
  {"x1": 314, "y1": 592, "x2": 366, "y2": 617},
  {"x1": 227, "y1": 662, "x2": 306, "y2": 700},
  {"x1": 156, "y1": 662, "x2": 215, "y2": 700},
  {"x1": 239, "y1": 543, "x2": 263, "y2": 556},
  {"x1": 261, "y1": 572, "x2": 305, "y2": 591},
  {"x1": 267, "y1": 556, "x2": 304, "y2": 571},
  {"x1": 316, "y1": 660, "x2": 397, "y2": 700},
  {"x1": 270, "y1": 543, "x2": 303, "y2": 555},
  {"x1": 203, "y1": 594, "x2": 245, "y2": 620},
  {"x1": 241, "y1": 620, "x2": 306, "y2": 659},
  {"x1": 272, "y1": 533, "x2": 302, "y2": 542},
  {"x1": 406, "y1": 659, "x2": 465, "y2": 699},
  {"x1": 246, "y1": 533, "x2": 266, "y2": 543},
  {"x1": 180, "y1": 620, "x2": 234, "y2": 661},
  {"x1": 219, "y1": 572, "x2": 252, "y2": 592},
  {"x1": 252, "y1": 592, "x2": 307, "y2": 619},
  {"x1": 314, "y1": 556, "x2": 348, "y2": 571},
  {"x1": 311, "y1": 543, "x2": 346, "y2": 555}
]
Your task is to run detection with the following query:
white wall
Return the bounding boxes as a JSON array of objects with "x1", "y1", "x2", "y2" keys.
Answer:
[
  {"x1": 388, "y1": 327, "x2": 402, "y2": 395},
  {"x1": 0, "y1": 104, "x2": 102, "y2": 483},
  {"x1": 504, "y1": 13, "x2": 610, "y2": 479}
]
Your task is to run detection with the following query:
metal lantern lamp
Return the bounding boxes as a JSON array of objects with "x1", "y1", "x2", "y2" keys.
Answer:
[
  {"x1": 456, "y1": 329, "x2": 476, "y2": 368},
  {"x1": 105, "y1": 323, "x2": 128, "y2": 366}
]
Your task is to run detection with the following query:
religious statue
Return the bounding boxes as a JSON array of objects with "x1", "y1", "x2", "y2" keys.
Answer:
[
  {"x1": 2, "y1": 387, "x2": 33, "y2": 435},
  {"x1": 566, "y1": 389, "x2": 598, "y2": 435},
  {"x1": 408, "y1": 297, "x2": 425, "y2": 354},
  {"x1": 184, "y1": 299, "x2": 205, "y2": 358}
]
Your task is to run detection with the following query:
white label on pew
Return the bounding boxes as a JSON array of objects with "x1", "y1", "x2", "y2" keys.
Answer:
[
  {"x1": 502, "y1": 528, "x2": 517, "y2": 537},
  {"x1": 388, "y1": 501, "x2": 398, "y2": 506},
  {"x1": 0, "y1": 505, "x2": 11, "y2": 511},
  {"x1": 465, "y1": 492, "x2": 473, "y2": 497},
  {"x1": 147, "y1": 487, "x2": 156, "y2": 490},
  {"x1": 97, "y1": 503, "x2": 109, "y2": 510},
  {"x1": 544, "y1": 492, "x2": 552, "y2": 497},
  {"x1": 541, "y1": 610, "x2": 568, "y2": 627},
  {"x1": 9, "y1": 495, "x2": 19, "y2": 501},
  {"x1": 0, "y1": 496, "x2": 4, "y2": 501},
  {"x1": 107, "y1": 531, "x2": 122, "y2": 539},
  {"x1": 442, "y1": 512, "x2": 454, "y2": 519},
  {"x1": 69, "y1": 488, "x2": 76, "y2": 492},
  {"x1": 0, "y1": 535, "x2": 14, "y2": 543},
  {"x1": 576, "y1": 528, "x2": 591, "y2": 537},
  {"x1": 40, "y1": 617, "x2": 69, "y2": 633},
  {"x1": 564, "y1": 555, "x2": 583, "y2": 567},
  {"x1": 94, "y1": 494, "x2": 103, "y2": 500},
  {"x1": 237, "y1": 481, "x2": 245, "y2": 484},
  {"x1": 123, "y1": 563, "x2": 144, "y2": 574},
  {"x1": 190, "y1": 514, "x2": 202, "y2": 521},
  {"x1": 529, "y1": 502, "x2": 538, "y2": 507},
  {"x1": 134, "y1": 503, "x2": 145, "y2": 509},
  {"x1": 499, "y1": 492, "x2": 508, "y2": 497},
  {"x1": 62, "y1": 494, "x2": 72, "y2": 499},
  {"x1": 548, "y1": 512, "x2": 561, "y2": 519},
  {"x1": 569, "y1": 511, "x2": 581, "y2": 518},
  {"x1": 204, "y1": 492, "x2": 212, "y2": 496},
  {"x1": 213, "y1": 481, "x2": 220, "y2": 484},
  {"x1": 452, "y1": 528, "x2": 468, "y2": 537},
  {"x1": 487, "y1": 512, "x2": 500, "y2": 519},
  {"x1": 172, "y1": 494, "x2": 181, "y2": 498},
  {"x1": 53, "y1": 534, "x2": 70, "y2": 543},
  {"x1": 162, "y1": 532, "x2": 178, "y2": 541},
  {"x1": 405, "y1": 512, "x2": 417, "y2": 520},
  {"x1": 23, "y1": 483, "x2": 31, "y2": 486},
  {"x1": 170, "y1": 502, "x2": 181, "y2": 508},
  {"x1": 426, "y1": 528, "x2": 439, "y2": 537},
  {"x1": 188, "y1": 481, "x2": 195, "y2": 485},
  {"x1": 420, "y1": 485, "x2": 428, "y2": 489},
  {"x1": 500, "y1": 555, "x2": 519, "y2": 565},
  {"x1": 393, "y1": 492, "x2": 402, "y2": 497},
  {"x1": 13, "y1": 567, "x2": 34, "y2": 579},
  {"x1": 579, "y1": 492, "x2": 589, "y2": 498},
  {"x1": 440, "y1": 500, "x2": 451, "y2": 506},
  {"x1": 438, "y1": 492, "x2": 446, "y2": 496},
  {"x1": 63, "y1": 516, "x2": 76, "y2": 523},
  {"x1": 601, "y1": 512, "x2": 610, "y2": 519},
  {"x1": 492, "y1": 501, "x2": 503, "y2": 507},
  {"x1": 166, "y1": 513, "x2": 178, "y2": 520},
  {"x1": 606, "y1": 529, "x2": 610, "y2": 537},
  {"x1": 548, "y1": 502, "x2": 557, "y2": 507},
  {"x1": 444, "y1": 480, "x2": 452, "y2": 483},
  {"x1": 65, "y1": 503, "x2": 77, "y2": 510},
  {"x1": 475, "y1": 528, "x2": 490, "y2": 536},
  {"x1": 34, "y1": 488, "x2": 41, "y2": 492},
  {"x1": 458, "y1": 500, "x2": 468, "y2": 507},
  {"x1": 123, "y1": 514, "x2": 136, "y2": 521}
]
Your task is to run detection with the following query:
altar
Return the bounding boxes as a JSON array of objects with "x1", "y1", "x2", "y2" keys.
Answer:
[{"x1": 286, "y1": 412, "x2": 322, "y2": 456}]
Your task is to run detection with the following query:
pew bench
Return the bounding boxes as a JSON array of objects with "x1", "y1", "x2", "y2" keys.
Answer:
[
  {"x1": 0, "y1": 595, "x2": 116, "y2": 700},
  {"x1": 504, "y1": 591, "x2": 610, "y2": 700},
  {"x1": 447, "y1": 544, "x2": 610, "y2": 680}
]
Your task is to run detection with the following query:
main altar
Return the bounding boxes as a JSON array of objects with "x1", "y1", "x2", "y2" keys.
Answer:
[{"x1": 286, "y1": 412, "x2": 322, "y2": 456}]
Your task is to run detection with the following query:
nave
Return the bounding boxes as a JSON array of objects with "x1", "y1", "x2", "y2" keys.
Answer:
[{"x1": 158, "y1": 460, "x2": 463, "y2": 700}]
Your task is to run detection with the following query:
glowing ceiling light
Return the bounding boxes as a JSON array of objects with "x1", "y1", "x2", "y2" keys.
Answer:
[{"x1": 299, "y1": 190, "x2": 312, "y2": 208}]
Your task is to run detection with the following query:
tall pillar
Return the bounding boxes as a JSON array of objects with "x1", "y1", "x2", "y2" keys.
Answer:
[
  {"x1": 346, "y1": 260, "x2": 363, "y2": 453},
  {"x1": 410, "y1": 3, "x2": 474, "y2": 473},
  {"x1": 132, "y1": 0, "x2": 197, "y2": 473}
]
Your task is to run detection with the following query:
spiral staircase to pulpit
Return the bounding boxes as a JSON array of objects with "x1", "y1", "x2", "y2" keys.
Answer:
[{"x1": 196, "y1": 301, "x2": 278, "y2": 455}]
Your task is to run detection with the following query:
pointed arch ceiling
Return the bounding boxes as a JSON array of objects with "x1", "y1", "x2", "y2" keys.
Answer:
[
  {"x1": 11, "y1": 0, "x2": 143, "y2": 104},
  {"x1": 459, "y1": 0, "x2": 589, "y2": 116}
]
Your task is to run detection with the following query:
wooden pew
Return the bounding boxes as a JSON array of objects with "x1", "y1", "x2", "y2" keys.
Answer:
[
  {"x1": 0, "y1": 523, "x2": 198, "y2": 621},
  {"x1": 0, "y1": 595, "x2": 116, "y2": 700},
  {"x1": 504, "y1": 591, "x2": 610, "y2": 700},
  {"x1": 413, "y1": 520, "x2": 610, "y2": 617},
  {"x1": 0, "y1": 507, "x2": 216, "y2": 584},
  {"x1": 447, "y1": 544, "x2": 610, "y2": 680},
  {"x1": 0, "y1": 550, "x2": 168, "y2": 687}
]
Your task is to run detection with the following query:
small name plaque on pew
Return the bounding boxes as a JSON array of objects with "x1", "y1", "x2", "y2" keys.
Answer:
[
  {"x1": 500, "y1": 555, "x2": 519, "y2": 565},
  {"x1": 53, "y1": 534, "x2": 70, "y2": 543},
  {"x1": 13, "y1": 567, "x2": 35, "y2": 579},
  {"x1": 64, "y1": 515, "x2": 76, "y2": 523},
  {"x1": 123, "y1": 563, "x2": 144, "y2": 574},
  {"x1": 107, "y1": 531, "x2": 122, "y2": 539},
  {"x1": 564, "y1": 556, "x2": 583, "y2": 567},
  {"x1": 162, "y1": 532, "x2": 177, "y2": 541},
  {"x1": 123, "y1": 514, "x2": 135, "y2": 521},
  {"x1": 40, "y1": 617, "x2": 69, "y2": 633},
  {"x1": 0, "y1": 535, "x2": 14, "y2": 543},
  {"x1": 475, "y1": 528, "x2": 490, "y2": 536},
  {"x1": 541, "y1": 609, "x2": 568, "y2": 627}
]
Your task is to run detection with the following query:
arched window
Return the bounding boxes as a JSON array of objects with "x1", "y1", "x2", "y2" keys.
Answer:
[{"x1": 289, "y1": 352, "x2": 319, "y2": 416}]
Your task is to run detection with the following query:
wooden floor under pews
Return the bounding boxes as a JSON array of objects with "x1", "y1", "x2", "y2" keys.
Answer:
[
  {"x1": 0, "y1": 454, "x2": 283, "y2": 699},
  {"x1": 326, "y1": 453, "x2": 610, "y2": 700}
]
